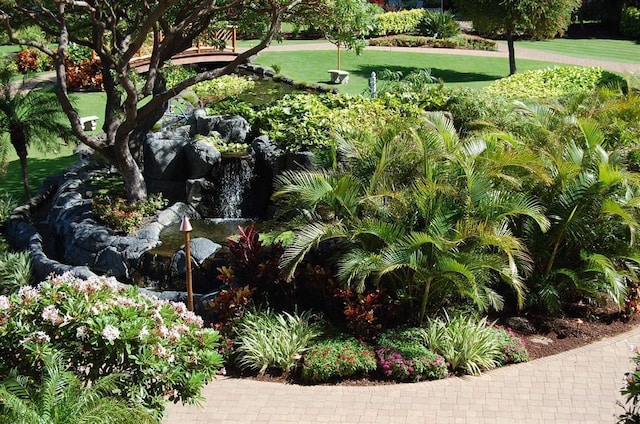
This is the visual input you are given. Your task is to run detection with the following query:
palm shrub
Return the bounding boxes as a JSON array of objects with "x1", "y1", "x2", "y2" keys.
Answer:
[
  {"x1": 277, "y1": 114, "x2": 549, "y2": 322},
  {"x1": 301, "y1": 334, "x2": 376, "y2": 383},
  {"x1": 422, "y1": 313, "x2": 502, "y2": 376},
  {"x1": 417, "y1": 10, "x2": 460, "y2": 39},
  {"x1": 0, "y1": 273, "x2": 222, "y2": 415},
  {"x1": 234, "y1": 309, "x2": 321, "y2": 375},
  {"x1": 0, "y1": 351, "x2": 156, "y2": 424},
  {"x1": 375, "y1": 327, "x2": 447, "y2": 382},
  {"x1": 512, "y1": 102, "x2": 640, "y2": 314},
  {"x1": 0, "y1": 59, "x2": 74, "y2": 199}
]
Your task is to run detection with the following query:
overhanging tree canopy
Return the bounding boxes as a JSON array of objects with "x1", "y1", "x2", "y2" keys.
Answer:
[
  {"x1": 0, "y1": 0, "x2": 328, "y2": 202},
  {"x1": 454, "y1": 0, "x2": 581, "y2": 75}
]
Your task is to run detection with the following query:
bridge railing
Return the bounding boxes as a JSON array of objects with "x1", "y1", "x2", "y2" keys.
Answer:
[{"x1": 132, "y1": 26, "x2": 237, "y2": 64}]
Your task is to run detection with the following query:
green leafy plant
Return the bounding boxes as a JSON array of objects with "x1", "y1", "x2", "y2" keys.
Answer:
[
  {"x1": 0, "y1": 250, "x2": 32, "y2": 295},
  {"x1": 0, "y1": 191, "x2": 17, "y2": 225},
  {"x1": 372, "y1": 9, "x2": 425, "y2": 36},
  {"x1": 621, "y1": 7, "x2": 640, "y2": 40},
  {"x1": 417, "y1": 10, "x2": 460, "y2": 39},
  {"x1": 193, "y1": 75, "x2": 255, "y2": 105},
  {"x1": 376, "y1": 327, "x2": 447, "y2": 382},
  {"x1": 422, "y1": 313, "x2": 501, "y2": 375},
  {"x1": 0, "y1": 351, "x2": 157, "y2": 424},
  {"x1": 619, "y1": 346, "x2": 640, "y2": 423},
  {"x1": 484, "y1": 66, "x2": 626, "y2": 100},
  {"x1": 91, "y1": 192, "x2": 167, "y2": 234},
  {"x1": 494, "y1": 326, "x2": 529, "y2": 365},
  {"x1": 234, "y1": 309, "x2": 320, "y2": 375},
  {"x1": 162, "y1": 62, "x2": 196, "y2": 89},
  {"x1": 0, "y1": 273, "x2": 222, "y2": 415},
  {"x1": 301, "y1": 334, "x2": 376, "y2": 383},
  {"x1": 195, "y1": 133, "x2": 249, "y2": 155}
]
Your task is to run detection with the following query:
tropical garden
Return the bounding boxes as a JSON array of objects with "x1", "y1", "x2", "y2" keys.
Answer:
[{"x1": 1, "y1": 0, "x2": 640, "y2": 422}]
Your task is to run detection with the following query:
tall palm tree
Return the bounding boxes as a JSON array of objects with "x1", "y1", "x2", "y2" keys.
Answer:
[
  {"x1": 0, "y1": 61, "x2": 73, "y2": 199},
  {"x1": 0, "y1": 351, "x2": 157, "y2": 424}
]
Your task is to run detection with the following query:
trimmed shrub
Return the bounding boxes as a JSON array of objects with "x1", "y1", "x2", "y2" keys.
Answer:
[
  {"x1": 376, "y1": 328, "x2": 448, "y2": 382},
  {"x1": 234, "y1": 309, "x2": 321, "y2": 375},
  {"x1": 373, "y1": 9, "x2": 425, "y2": 36},
  {"x1": 483, "y1": 66, "x2": 627, "y2": 100},
  {"x1": 0, "y1": 273, "x2": 222, "y2": 415},
  {"x1": 621, "y1": 7, "x2": 640, "y2": 40},
  {"x1": 301, "y1": 335, "x2": 377, "y2": 383},
  {"x1": 368, "y1": 34, "x2": 496, "y2": 51},
  {"x1": 417, "y1": 10, "x2": 460, "y2": 39}
]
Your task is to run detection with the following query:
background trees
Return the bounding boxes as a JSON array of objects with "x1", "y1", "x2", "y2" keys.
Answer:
[
  {"x1": 0, "y1": 0, "x2": 328, "y2": 202},
  {"x1": 454, "y1": 0, "x2": 582, "y2": 75}
]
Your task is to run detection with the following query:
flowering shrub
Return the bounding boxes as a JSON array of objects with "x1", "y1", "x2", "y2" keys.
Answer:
[
  {"x1": 376, "y1": 347, "x2": 447, "y2": 382},
  {"x1": 494, "y1": 327, "x2": 529, "y2": 366},
  {"x1": 0, "y1": 273, "x2": 222, "y2": 414},
  {"x1": 376, "y1": 328, "x2": 447, "y2": 382},
  {"x1": 301, "y1": 335, "x2": 377, "y2": 383}
]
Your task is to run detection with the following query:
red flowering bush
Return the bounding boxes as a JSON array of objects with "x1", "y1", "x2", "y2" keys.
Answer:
[{"x1": 301, "y1": 335, "x2": 376, "y2": 383}]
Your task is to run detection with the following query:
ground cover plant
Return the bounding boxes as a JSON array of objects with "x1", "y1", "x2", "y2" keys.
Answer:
[{"x1": 483, "y1": 66, "x2": 626, "y2": 100}]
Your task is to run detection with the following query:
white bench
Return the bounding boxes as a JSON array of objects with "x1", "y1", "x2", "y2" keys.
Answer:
[
  {"x1": 328, "y1": 70, "x2": 349, "y2": 84},
  {"x1": 79, "y1": 115, "x2": 99, "y2": 131}
]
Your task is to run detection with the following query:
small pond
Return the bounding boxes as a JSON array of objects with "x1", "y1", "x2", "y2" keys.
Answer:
[{"x1": 148, "y1": 218, "x2": 252, "y2": 257}]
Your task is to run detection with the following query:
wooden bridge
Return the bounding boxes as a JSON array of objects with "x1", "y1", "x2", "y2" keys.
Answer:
[{"x1": 129, "y1": 26, "x2": 239, "y2": 72}]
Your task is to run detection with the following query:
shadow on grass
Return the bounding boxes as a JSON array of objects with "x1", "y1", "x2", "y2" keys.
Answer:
[
  {"x1": 2, "y1": 154, "x2": 77, "y2": 201},
  {"x1": 351, "y1": 65, "x2": 502, "y2": 85}
]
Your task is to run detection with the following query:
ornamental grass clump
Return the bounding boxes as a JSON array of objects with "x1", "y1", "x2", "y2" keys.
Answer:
[
  {"x1": 234, "y1": 309, "x2": 320, "y2": 375},
  {"x1": 0, "y1": 273, "x2": 222, "y2": 415},
  {"x1": 301, "y1": 335, "x2": 377, "y2": 383},
  {"x1": 376, "y1": 328, "x2": 447, "y2": 382},
  {"x1": 422, "y1": 313, "x2": 502, "y2": 376}
]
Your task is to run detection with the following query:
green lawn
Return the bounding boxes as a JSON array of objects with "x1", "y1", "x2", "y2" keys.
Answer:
[
  {"x1": 516, "y1": 38, "x2": 640, "y2": 63},
  {"x1": 253, "y1": 49, "x2": 560, "y2": 94},
  {"x1": 2, "y1": 145, "x2": 77, "y2": 201}
]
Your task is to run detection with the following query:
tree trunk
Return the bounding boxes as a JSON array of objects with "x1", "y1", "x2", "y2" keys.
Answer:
[
  {"x1": 10, "y1": 129, "x2": 30, "y2": 199},
  {"x1": 337, "y1": 44, "x2": 341, "y2": 71},
  {"x1": 103, "y1": 141, "x2": 148, "y2": 204},
  {"x1": 506, "y1": 31, "x2": 517, "y2": 75}
]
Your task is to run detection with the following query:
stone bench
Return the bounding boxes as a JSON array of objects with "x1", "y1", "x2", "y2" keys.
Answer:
[
  {"x1": 328, "y1": 69, "x2": 349, "y2": 84},
  {"x1": 79, "y1": 115, "x2": 99, "y2": 131}
]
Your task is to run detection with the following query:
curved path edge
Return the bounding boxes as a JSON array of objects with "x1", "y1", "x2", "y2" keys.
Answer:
[{"x1": 164, "y1": 325, "x2": 640, "y2": 423}]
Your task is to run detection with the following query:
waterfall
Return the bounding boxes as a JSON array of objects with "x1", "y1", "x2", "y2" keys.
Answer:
[{"x1": 218, "y1": 157, "x2": 253, "y2": 218}]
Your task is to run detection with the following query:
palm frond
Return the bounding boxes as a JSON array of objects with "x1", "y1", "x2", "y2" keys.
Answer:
[{"x1": 280, "y1": 221, "x2": 347, "y2": 280}]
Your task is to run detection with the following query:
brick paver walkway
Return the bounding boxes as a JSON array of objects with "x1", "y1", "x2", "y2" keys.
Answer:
[{"x1": 163, "y1": 325, "x2": 640, "y2": 424}]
